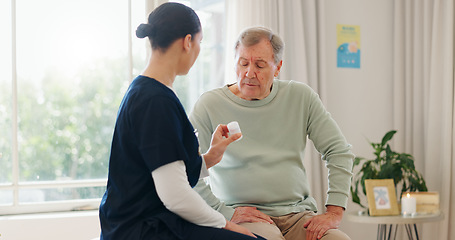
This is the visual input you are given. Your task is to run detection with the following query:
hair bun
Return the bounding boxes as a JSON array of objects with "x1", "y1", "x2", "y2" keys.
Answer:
[{"x1": 136, "y1": 23, "x2": 154, "y2": 38}]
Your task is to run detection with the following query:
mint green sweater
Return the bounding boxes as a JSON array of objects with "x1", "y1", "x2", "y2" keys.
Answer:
[{"x1": 189, "y1": 80, "x2": 354, "y2": 219}]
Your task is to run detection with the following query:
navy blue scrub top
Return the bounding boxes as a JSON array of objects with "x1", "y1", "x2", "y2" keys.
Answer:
[{"x1": 99, "y1": 76, "x2": 202, "y2": 239}]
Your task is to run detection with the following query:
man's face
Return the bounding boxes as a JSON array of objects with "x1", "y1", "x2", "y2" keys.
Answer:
[{"x1": 234, "y1": 39, "x2": 282, "y2": 100}]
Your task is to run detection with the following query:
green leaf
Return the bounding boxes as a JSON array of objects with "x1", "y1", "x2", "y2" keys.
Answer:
[
  {"x1": 385, "y1": 144, "x2": 393, "y2": 162},
  {"x1": 350, "y1": 188, "x2": 367, "y2": 208},
  {"x1": 353, "y1": 157, "x2": 363, "y2": 167},
  {"x1": 381, "y1": 130, "x2": 397, "y2": 146}
]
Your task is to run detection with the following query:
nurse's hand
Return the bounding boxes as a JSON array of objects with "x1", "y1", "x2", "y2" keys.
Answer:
[{"x1": 202, "y1": 124, "x2": 242, "y2": 169}]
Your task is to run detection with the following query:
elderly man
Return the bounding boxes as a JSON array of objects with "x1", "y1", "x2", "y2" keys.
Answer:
[{"x1": 189, "y1": 26, "x2": 354, "y2": 240}]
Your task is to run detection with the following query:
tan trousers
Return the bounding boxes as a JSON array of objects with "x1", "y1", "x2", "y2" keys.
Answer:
[{"x1": 239, "y1": 211, "x2": 351, "y2": 240}]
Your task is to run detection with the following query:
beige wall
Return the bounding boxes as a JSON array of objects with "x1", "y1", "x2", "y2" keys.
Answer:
[{"x1": 322, "y1": 0, "x2": 395, "y2": 239}]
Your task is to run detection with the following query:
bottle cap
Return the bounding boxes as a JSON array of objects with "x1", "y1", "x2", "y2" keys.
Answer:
[{"x1": 227, "y1": 121, "x2": 242, "y2": 141}]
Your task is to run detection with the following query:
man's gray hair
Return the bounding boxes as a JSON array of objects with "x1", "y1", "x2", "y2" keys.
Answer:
[{"x1": 234, "y1": 26, "x2": 284, "y2": 64}]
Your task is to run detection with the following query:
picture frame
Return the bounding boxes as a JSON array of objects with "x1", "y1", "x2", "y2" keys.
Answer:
[{"x1": 365, "y1": 179, "x2": 400, "y2": 216}]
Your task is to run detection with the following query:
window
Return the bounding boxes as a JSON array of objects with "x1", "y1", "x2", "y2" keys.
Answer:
[
  {"x1": 0, "y1": 0, "x2": 225, "y2": 215},
  {"x1": 173, "y1": 0, "x2": 227, "y2": 111}
]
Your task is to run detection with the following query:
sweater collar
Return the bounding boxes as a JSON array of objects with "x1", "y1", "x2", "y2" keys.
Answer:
[{"x1": 222, "y1": 80, "x2": 279, "y2": 107}]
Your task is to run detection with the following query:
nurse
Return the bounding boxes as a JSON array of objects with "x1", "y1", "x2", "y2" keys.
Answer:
[{"x1": 99, "y1": 2, "x2": 263, "y2": 240}]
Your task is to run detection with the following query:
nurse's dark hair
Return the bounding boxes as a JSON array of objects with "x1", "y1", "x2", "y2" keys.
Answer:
[{"x1": 136, "y1": 2, "x2": 201, "y2": 51}]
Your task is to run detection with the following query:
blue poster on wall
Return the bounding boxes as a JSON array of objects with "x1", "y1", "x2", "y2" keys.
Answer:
[{"x1": 337, "y1": 24, "x2": 360, "y2": 69}]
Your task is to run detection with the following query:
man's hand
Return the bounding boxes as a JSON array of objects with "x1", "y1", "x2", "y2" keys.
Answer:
[
  {"x1": 303, "y1": 205, "x2": 344, "y2": 240},
  {"x1": 231, "y1": 206, "x2": 274, "y2": 224}
]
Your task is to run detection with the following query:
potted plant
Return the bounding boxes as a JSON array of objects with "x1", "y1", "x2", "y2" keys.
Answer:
[{"x1": 351, "y1": 130, "x2": 428, "y2": 209}]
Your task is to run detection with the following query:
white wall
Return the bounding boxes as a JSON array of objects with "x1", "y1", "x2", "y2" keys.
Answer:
[
  {"x1": 321, "y1": 0, "x2": 395, "y2": 239},
  {"x1": 0, "y1": 211, "x2": 100, "y2": 240}
]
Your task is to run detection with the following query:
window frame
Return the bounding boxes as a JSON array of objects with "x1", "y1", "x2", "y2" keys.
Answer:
[
  {"x1": 1, "y1": 0, "x2": 226, "y2": 216},
  {"x1": 0, "y1": 0, "x2": 135, "y2": 215}
]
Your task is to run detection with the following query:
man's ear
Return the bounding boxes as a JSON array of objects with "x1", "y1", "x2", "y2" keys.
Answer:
[
  {"x1": 274, "y1": 60, "x2": 283, "y2": 77},
  {"x1": 183, "y1": 34, "x2": 192, "y2": 52}
]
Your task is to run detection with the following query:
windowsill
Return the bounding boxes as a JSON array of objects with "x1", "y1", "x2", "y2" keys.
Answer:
[
  {"x1": 0, "y1": 198, "x2": 102, "y2": 216},
  {"x1": 0, "y1": 209, "x2": 98, "y2": 221}
]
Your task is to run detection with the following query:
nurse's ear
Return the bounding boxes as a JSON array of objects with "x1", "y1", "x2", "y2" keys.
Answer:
[{"x1": 182, "y1": 34, "x2": 193, "y2": 53}]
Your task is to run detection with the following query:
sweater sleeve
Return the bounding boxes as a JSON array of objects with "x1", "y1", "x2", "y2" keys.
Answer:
[
  {"x1": 193, "y1": 179, "x2": 236, "y2": 220},
  {"x1": 152, "y1": 160, "x2": 227, "y2": 228},
  {"x1": 306, "y1": 89, "x2": 354, "y2": 209}
]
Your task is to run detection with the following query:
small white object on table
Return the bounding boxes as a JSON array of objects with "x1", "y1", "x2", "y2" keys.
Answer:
[{"x1": 401, "y1": 192, "x2": 417, "y2": 217}]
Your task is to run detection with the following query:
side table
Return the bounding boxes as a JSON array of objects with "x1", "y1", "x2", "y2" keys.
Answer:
[{"x1": 346, "y1": 212, "x2": 443, "y2": 240}]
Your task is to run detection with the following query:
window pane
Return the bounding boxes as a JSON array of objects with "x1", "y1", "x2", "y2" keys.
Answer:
[
  {"x1": 173, "y1": 0, "x2": 226, "y2": 111},
  {"x1": 16, "y1": 0, "x2": 130, "y2": 182},
  {"x1": 0, "y1": 190, "x2": 13, "y2": 205},
  {"x1": 18, "y1": 186, "x2": 105, "y2": 203},
  {"x1": 0, "y1": 0, "x2": 12, "y2": 184},
  {"x1": 131, "y1": 0, "x2": 148, "y2": 77}
]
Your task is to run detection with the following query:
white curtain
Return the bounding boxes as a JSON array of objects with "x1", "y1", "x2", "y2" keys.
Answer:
[
  {"x1": 146, "y1": 0, "x2": 168, "y2": 13},
  {"x1": 224, "y1": 0, "x2": 328, "y2": 212},
  {"x1": 393, "y1": 0, "x2": 454, "y2": 239}
]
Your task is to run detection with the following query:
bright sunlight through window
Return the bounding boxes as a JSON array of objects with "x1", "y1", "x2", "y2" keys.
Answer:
[{"x1": 0, "y1": 0, "x2": 225, "y2": 215}]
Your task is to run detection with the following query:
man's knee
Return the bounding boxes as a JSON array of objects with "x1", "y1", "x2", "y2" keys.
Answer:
[
  {"x1": 239, "y1": 222, "x2": 285, "y2": 240},
  {"x1": 321, "y1": 229, "x2": 351, "y2": 240}
]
